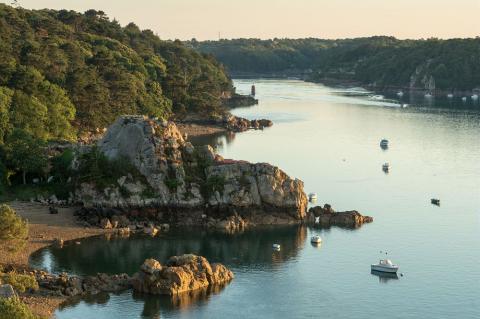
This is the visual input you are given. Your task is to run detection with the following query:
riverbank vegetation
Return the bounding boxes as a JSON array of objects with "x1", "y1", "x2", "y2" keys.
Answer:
[
  {"x1": 0, "y1": 204, "x2": 29, "y2": 251},
  {"x1": 0, "y1": 3, "x2": 235, "y2": 195},
  {"x1": 190, "y1": 37, "x2": 480, "y2": 91}
]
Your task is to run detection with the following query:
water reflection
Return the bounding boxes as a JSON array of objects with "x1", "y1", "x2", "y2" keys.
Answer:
[
  {"x1": 370, "y1": 270, "x2": 399, "y2": 283},
  {"x1": 188, "y1": 130, "x2": 236, "y2": 148},
  {"x1": 30, "y1": 226, "x2": 308, "y2": 276}
]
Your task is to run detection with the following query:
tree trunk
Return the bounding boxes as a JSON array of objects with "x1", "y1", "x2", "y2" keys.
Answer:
[{"x1": 22, "y1": 170, "x2": 26, "y2": 185}]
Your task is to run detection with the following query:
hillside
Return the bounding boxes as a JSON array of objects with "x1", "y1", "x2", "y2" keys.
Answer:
[
  {"x1": 189, "y1": 37, "x2": 480, "y2": 92},
  {"x1": 0, "y1": 4, "x2": 232, "y2": 142}
]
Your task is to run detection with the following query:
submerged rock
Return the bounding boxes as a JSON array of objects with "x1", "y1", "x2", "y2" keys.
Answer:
[{"x1": 130, "y1": 254, "x2": 234, "y2": 295}]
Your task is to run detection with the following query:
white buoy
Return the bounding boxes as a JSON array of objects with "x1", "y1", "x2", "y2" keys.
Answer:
[{"x1": 311, "y1": 235, "x2": 322, "y2": 244}]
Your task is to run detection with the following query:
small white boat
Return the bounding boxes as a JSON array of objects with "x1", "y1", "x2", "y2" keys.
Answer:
[
  {"x1": 424, "y1": 92, "x2": 433, "y2": 98},
  {"x1": 400, "y1": 103, "x2": 408, "y2": 108},
  {"x1": 272, "y1": 244, "x2": 281, "y2": 251},
  {"x1": 380, "y1": 139, "x2": 389, "y2": 148},
  {"x1": 462, "y1": 97, "x2": 467, "y2": 102},
  {"x1": 371, "y1": 259, "x2": 399, "y2": 273},
  {"x1": 447, "y1": 93, "x2": 454, "y2": 98},
  {"x1": 396, "y1": 91, "x2": 404, "y2": 97},
  {"x1": 308, "y1": 193, "x2": 318, "y2": 202},
  {"x1": 372, "y1": 95, "x2": 384, "y2": 100},
  {"x1": 311, "y1": 235, "x2": 322, "y2": 244},
  {"x1": 472, "y1": 94, "x2": 479, "y2": 100}
]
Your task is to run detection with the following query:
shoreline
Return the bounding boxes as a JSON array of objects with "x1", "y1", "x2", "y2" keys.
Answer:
[
  {"x1": 0, "y1": 201, "x2": 106, "y2": 318},
  {"x1": 176, "y1": 123, "x2": 228, "y2": 138}
]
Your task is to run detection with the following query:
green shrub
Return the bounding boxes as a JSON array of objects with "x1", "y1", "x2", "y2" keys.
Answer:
[
  {"x1": 0, "y1": 297, "x2": 41, "y2": 319},
  {"x1": 164, "y1": 178, "x2": 180, "y2": 192},
  {"x1": 0, "y1": 272, "x2": 39, "y2": 293},
  {"x1": 201, "y1": 175, "x2": 225, "y2": 199},
  {"x1": 75, "y1": 147, "x2": 142, "y2": 190},
  {"x1": 0, "y1": 204, "x2": 28, "y2": 251},
  {"x1": 51, "y1": 149, "x2": 74, "y2": 183}
]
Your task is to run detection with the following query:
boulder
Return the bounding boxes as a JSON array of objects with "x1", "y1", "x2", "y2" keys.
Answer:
[
  {"x1": 0, "y1": 284, "x2": 17, "y2": 299},
  {"x1": 307, "y1": 205, "x2": 373, "y2": 228},
  {"x1": 130, "y1": 255, "x2": 233, "y2": 295},
  {"x1": 99, "y1": 218, "x2": 112, "y2": 229}
]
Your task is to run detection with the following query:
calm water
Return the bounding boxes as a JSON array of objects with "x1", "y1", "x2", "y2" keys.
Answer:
[{"x1": 31, "y1": 79, "x2": 480, "y2": 319}]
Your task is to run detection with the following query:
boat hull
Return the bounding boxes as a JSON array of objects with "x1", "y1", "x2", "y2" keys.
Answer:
[{"x1": 371, "y1": 265, "x2": 399, "y2": 273}]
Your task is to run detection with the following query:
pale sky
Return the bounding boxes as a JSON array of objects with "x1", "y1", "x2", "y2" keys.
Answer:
[{"x1": 2, "y1": 0, "x2": 480, "y2": 40}]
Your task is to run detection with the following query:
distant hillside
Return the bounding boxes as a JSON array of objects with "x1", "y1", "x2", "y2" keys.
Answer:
[
  {"x1": 189, "y1": 37, "x2": 480, "y2": 92},
  {"x1": 0, "y1": 4, "x2": 232, "y2": 142}
]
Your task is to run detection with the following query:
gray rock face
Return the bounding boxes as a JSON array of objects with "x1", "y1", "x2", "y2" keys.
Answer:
[
  {"x1": 76, "y1": 116, "x2": 307, "y2": 223},
  {"x1": 0, "y1": 284, "x2": 17, "y2": 299}
]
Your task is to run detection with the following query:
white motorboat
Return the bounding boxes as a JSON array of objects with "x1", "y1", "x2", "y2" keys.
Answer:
[
  {"x1": 462, "y1": 97, "x2": 467, "y2": 102},
  {"x1": 424, "y1": 93, "x2": 433, "y2": 98},
  {"x1": 372, "y1": 95, "x2": 384, "y2": 100},
  {"x1": 447, "y1": 93, "x2": 454, "y2": 98},
  {"x1": 308, "y1": 193, "x2": 318, "y2": 202},
  {"x1": 311, "y1": 235, "x2": 322, "y2": 244},
  {"x1": 396, "y1": 91, "x2": 404, "y2": 97},
  {"x1": 371, "y1": 259, "x2": 399, "y2": 273},
  {"x1": 472, "y1": 94, "x2": 479, "y2": 100},
  {"x1": 272, "y1": 244, "x2": 281, "y2": 251}
]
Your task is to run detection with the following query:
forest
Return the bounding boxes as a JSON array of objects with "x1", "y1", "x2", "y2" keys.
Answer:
[
  {"x1": 190, "y1": 37, "x2": 480, "y2": 91},
  {"x1": 0, "y1": 4, "x2": 232, "y2": 193}
]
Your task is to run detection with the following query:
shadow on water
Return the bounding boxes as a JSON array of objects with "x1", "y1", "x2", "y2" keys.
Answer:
[
  {"x1": 188, "y1": 130, "x2": 236, "y2": 148},
  {"x1": 58, "y1": 284, "x2": 229, "y2": 317},
  {"x1": 29, "y1": 225, "x2": 308, "y2": 276},
  {"x1": 370, "y1": 270, "x2": 399, "y2": 283}
]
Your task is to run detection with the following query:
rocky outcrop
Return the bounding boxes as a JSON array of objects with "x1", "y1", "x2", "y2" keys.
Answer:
[
  {"x1": 223, "y1": 114, "x2": 272, "y2": 132},
  {"x1": 130, "y1": 255, "x2": 233, "y2": 295},
  {"x1": 0, "y1": 284, "x2": 17, "y2": 299},
  {"x1": 74, "y1": 116, "x2": 307, "y2": 226},
  {"x1": 307, "y1": 204, "x2": 373, "y2": 228},
  {"x1": 35, "y1": 271, "x2": 130, "y2": 297},
  {"x1": 223, "y1": 93, "x2": 258, "y2": 108}
]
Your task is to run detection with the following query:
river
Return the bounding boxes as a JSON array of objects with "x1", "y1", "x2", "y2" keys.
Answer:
[{"x1": 31, "y1": 79, "x2": 480, "y2": 319}]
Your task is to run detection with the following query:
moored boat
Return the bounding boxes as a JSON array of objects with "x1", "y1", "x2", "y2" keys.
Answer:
[
  {"x1": 382, "y1": 163, "x2": 390, "y2": 172},
  {"x1": 371, "y1": 259, "x2": 399, "y2": 273},
  {"x1": 380, "y1": 139, "x2": 389, "y2": 148}
]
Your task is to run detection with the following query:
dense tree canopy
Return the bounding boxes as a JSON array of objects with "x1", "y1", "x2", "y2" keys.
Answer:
[
  {"x1": 0, "y1": 4, "x2": 232, "y2": 140},
  {"x1": 190, "y1": 37, "x2": 480, "y2": 91}
]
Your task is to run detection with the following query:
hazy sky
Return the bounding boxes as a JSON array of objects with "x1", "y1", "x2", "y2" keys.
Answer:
[{"x1": 3, "y1": 0, "x2": 480, "y2": 40}]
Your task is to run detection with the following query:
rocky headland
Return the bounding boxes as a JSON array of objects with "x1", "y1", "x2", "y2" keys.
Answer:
[{"x1": 73, "y1": 115, "x2": 306, "y2": 230}]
